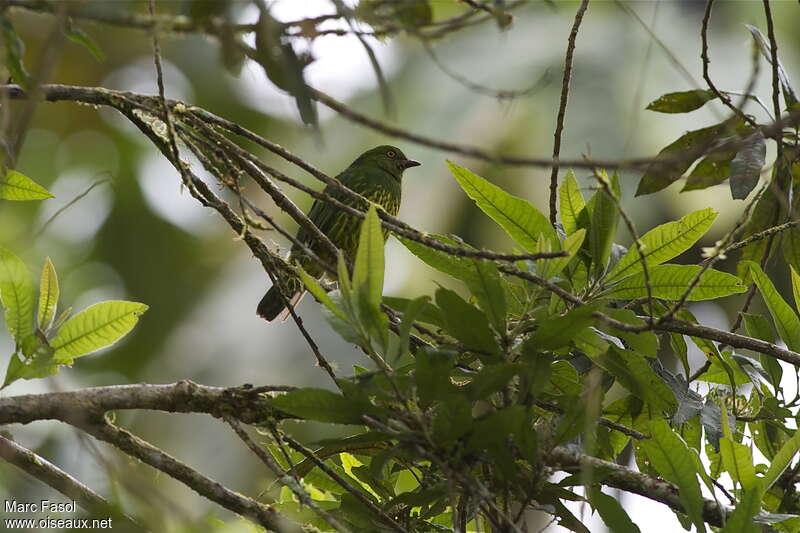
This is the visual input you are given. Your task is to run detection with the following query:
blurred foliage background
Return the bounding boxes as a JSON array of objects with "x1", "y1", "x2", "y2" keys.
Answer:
[{"x1": 1, "y1": 1, "x2": 799, "y2": 531}]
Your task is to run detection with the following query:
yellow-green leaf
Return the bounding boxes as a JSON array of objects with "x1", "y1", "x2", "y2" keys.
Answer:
[
  {"x1": 605, "y1": 265, "x2": 745, "y2": 301},
  {"x1": 763, "y1": 428, "x2": 800, "y2": 491},
  {"x1": 744, "y1": 261, "x2": 800, "y2": 352},
  {"x1": 606, "y1": 208, "x2": 718, "y2": 283},
  {"x1": 559, "y1": 170, "x2": 585, "y2": 235},
  {"x1": 37, "y1": 257, "x2": 59, "y2": 330},
  {"x1": 0, "y1": 169, "x2": 53, "y2": 201},
  {"x1": 50, "y1": 301, "x2": 148, "y2": 362},
  {"x1": 352, "y1": 205, "x2": 384, "y2": 313},
  {"x1": 640, "y1": 419, "x2": 706, "y2": 533},
  {"x1": 299, "y1": 268, "x2": 345, "y2": 321},
  {"x1": 448, "y1": 161, "x2": 558, "y2": 250},
  {"x1": 0, "y1": 246, "x2": 35, "y2": 341}
]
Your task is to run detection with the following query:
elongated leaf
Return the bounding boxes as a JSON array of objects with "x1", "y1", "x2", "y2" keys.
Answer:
[
  {"x1": 636, "y1": 122, "x2": 733, "y2": 196},
  {"x1": 539, "y1": 229, "x2": 585, "y2": 281},
  {"x1": 719, "y1": 437, "x2": 757, "y2": 490},
  {"x1": 589, "y1": 488, "x2": 642, "y2": 533},
  {"x1": 745, "y1": 24, "x2": 797, "y2": 109},
  {"x1": 606, "y1": 208, "x2": 718, "y2": 283},
  {"x1": 720, "y1": 486, "x2": 762, "y2": 533},
  {"x1": 646, "y1": 89, "x2": 717, "y2": 114},
  {"x1": 0, "y1": 246, "x2": 35, "y2": 342},
  {"x1": 0, "y1": 16, "x2": 32, "y2": 89},
  {"x1": 525, "y1": 305, "x2": 597, "y2": 351},
  {"x1": 383, "y1": 296, "x2": 444, "y2": 328},
  {"x1": 738, "y1": 178, "x2": 781, "y2": 275},
  {"x1": 589, "y1": 171, "x2": 619, "y2": 276},
  {"x1": 435, "y1": 287, "x2": 498, "y2": 356},
  {"x1": 792, "y1": 267, "x2": 800, "y2": 314},
  {"x1": 592, "y1": 346, "x2": 677, "y2": 414},
  {"x1": 730, "y1": 130, "x2": 766, "y2": 200},
  {"x1": 37, "y1": 257, "x2": 59, "y2": 330},
  {"x1": 605, "y1": 264, "x2": 745, "y2": 301},
  {"x1": 50, "y1": 301, "x2": 148, "y2": 362},
  {"x1": 559, "y1": 170, "x2": 586, "y2": 235},
  {"x1": 468, "y1": 259, "x2": 506, "y2": 333},
  {"x1": 399, "y1": 234, "x2": 475, "y2": 282},
  {"x1": 640, "y1": 419, "x2": 706, "y2": 533},
  {"x1": 353, "y1": 205, "x2": 384, "y2": 313},
  {"x1": 65, "y1": 20, "x2": 105, "y2": 61},
  {"x1": 269, "y1": 388, "x2": 373, "y2": 424},
  {"x1": 448, "y1": 161, "x2": 558, "y2": 250},
  {"x1": 0, "y1": 169, "x2": 53, "y2": 201},
  {"x1": 682, "y1": 150, "x2": 735, "y2": 192},
  {"x1": 299, "y1": 268, "x2": 345, "y2": 321},
  {"x1": 744, "y1": 261, "x2": 800, "y2": 352},
  {"x1": 597, "y1": 308, "x2": 659, "y2": 357},
  {"x1": 762, "y1": 427, "x2": 800, "y2": 491},
  {"x1": 392, "y1": 295, "x2": 429, "y2": 360}
]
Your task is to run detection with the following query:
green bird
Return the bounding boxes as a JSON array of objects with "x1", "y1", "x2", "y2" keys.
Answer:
[{"x1": 258, "y1": 145, "x2": 420, "y2": 321}]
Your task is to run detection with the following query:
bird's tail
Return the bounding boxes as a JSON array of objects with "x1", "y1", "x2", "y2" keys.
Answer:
[{"x1": 257, "y1": 286, "x2": 306, "y2": 322}]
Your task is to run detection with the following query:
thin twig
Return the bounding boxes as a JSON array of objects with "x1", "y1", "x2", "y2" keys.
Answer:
[
  {"x1": 549, "y1": 0, "x2": 590, "y2": 226},
  {"x1": 32, "y1": 176, "x2": 110, "y2": 239},
  {"x1": 226, "y1": 418, "x2": 352, "y2": 533}
]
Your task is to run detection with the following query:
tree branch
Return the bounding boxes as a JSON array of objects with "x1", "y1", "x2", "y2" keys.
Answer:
[{"x1": 0, "y1": 435, "x2": 145, "y2": 530}]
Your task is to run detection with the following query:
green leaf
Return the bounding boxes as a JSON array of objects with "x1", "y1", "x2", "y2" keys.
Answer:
[
  {"x1": 0, "y1": 16, "x2": 33, "y2": 89},
  {"x1": 606, "y1": 208, "x2": 718, "y2": 283},
  {"x1": 719, "y1": 486, "x2": 763, "y2": 533},
  {"x1": 299, "y1": 268, "x2": 345, "y2": 321},
  {"x1": 597, "y1": 308, "x2": 659, "y2": 357},
  {"x1": 50, "y1": 301, "x2": 149, "y2": 362},
  {"x1": 636, "y1": 122, "x2": 733, "y2": 196},
  {"x1": 65, "y1": 20, "x2": 105, "y2": 61},
  {"x1": 763, "y1": 428, "x2": 800, "y2": 491},
  {"x1": 605, "y1": 264, "x2": 745, "y2": 301},
  {"x1": 0, "y1": 169, "x2": 53, "y2": 201},
  {"x1": 640, "y1": 419, "x2": 706, "y2": 533},
  {"x1": 730, "y1": 130, "x2": 766, "y2": 200},
  {"x1": 467, "y1": 363, "x2": 522, "y2": 400},
  {"x1": 391, "y1": 295, "x2": 430, "y2": 360},
  {"x1": 681, "y1": 150, "x2": 735, "y2": 192},
  {"x1": 719, "y1": 436, "x2": 757, "y2": 490},
  {"x1": 447, "y1": 161, "x2": 558, "y2": 250},
  {"x1": 539, "y1": 229, "x2": 585, "y2": 281},
  {"x1": 435, "y1": 287, "x2": 498, "y2": 356},
  {"x1": 269, "y1": 388, "x2": 372, "y2": 424},
  {"x1": 37, "y1": 257, "x2": 59, "y2": 331},
  {"x1": 603, "y1": 265, "x2": 747, "y2": 302},
  {"x1": 415, "y1": 348, "x2": 456, "y2": 408},
  {"x1": 588, "y1": 488, "x2": 642, "y2": 533},
  {"x1": 744, "y1": 261, "x2": 800, "y2": 352},
  {"x1": 591, "y1": 346, "x2": 677, "y2": 414},
  {"x1": 588, "y1": 171, "x2": 619, "y2": 277},
  {"x1": 353, "y1": 205, "x2": 385, "y2": 313},
  {"x1": 646, "y1": 89, "x2": 717, "y2": 114},
  {"x1": 383, "y1": 296, "x2": 443, "y2": 328},
  {"x1": 0, "y1": 246, "x2": 35, "y2": 342},
  {"x1": 793, "y1": 267, "x2": 800, "y2": 314},
  {"x1": 525, "y1": 305, "x2": 597, "y2": 351},
  {"x1": 559, "y1": 170, "x2": 586, "y2": 235},
  {"x1": 467, "y1": 259, "x2": 507, "y2": 333},
  {"x1": 399, "y1": 234, "x2": 476, "y2": 282},
  {"x1": 3, "y1": 352, "x2": 58, "y2": 389}
]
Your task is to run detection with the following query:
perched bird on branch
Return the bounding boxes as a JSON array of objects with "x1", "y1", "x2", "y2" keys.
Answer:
[{"x1": 258, "y1": 145, "x2": 420, "y2": 321}]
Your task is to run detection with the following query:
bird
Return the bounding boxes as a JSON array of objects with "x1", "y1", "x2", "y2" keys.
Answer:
[{"x1": 257, "y1": 145, "x2": 421, "y2": 321}]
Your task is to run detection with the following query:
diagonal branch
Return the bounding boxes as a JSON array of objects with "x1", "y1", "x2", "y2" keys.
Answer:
[{"x1": 0, "y1": 434, "x2": 146, "y2": 530}]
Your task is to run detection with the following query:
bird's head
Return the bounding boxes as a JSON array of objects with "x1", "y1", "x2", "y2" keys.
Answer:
[{"x1": 352, "y1": 145, "x2": 421, "y2": 180}]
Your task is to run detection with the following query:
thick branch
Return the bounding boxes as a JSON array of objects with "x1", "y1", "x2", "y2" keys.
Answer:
[
  {"x1": 548, "y1": 446, "x2": 727, "y2": 527},
  {"x1": 0, "y1": 381, "x2": 290, "y2": 426}
]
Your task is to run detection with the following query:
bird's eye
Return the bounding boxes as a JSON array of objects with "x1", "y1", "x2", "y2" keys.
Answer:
[{"x1": 386, "y1": 150, "x2": 397, "y2": 158}]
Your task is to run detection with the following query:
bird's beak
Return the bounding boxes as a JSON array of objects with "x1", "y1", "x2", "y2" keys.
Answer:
[{"x1": 402, "y1": 159, "x2": 421, "y2": 169}]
